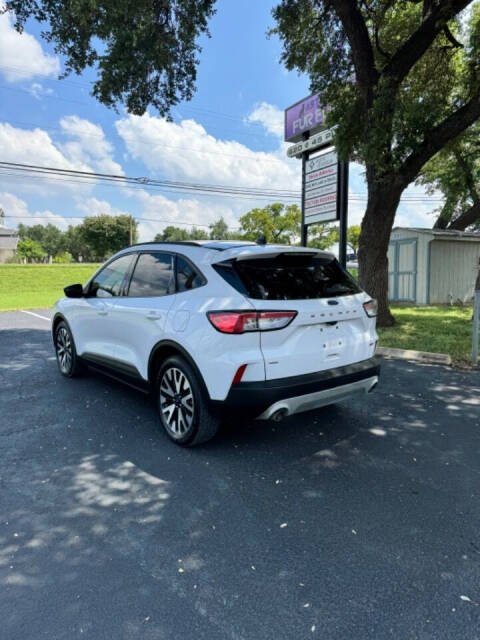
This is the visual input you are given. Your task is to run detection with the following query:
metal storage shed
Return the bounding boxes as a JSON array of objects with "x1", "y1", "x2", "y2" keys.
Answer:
[{"x1": 388, "y1": 227, "x2": 480, "y2": 305}]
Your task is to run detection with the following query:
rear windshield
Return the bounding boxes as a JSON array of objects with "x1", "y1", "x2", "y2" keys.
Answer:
[{"x1": 213, "y1": 253, "x2": 361, "y2": 300}]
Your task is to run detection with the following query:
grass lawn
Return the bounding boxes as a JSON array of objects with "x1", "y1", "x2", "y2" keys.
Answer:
[
  {"x1": 0, "y1": 264, "x2": 100, "y2": 311},
  {"x1": 378, "y1": 305, "x2": 474, "y2": 366}
]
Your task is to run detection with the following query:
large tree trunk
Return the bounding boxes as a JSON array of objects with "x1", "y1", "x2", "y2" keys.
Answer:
[{"x1": 358, "y1": 176, "x2": 403, "y2": 327}]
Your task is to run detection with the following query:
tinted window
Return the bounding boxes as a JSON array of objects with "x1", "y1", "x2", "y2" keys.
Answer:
[
  {"x1": 128, "y1": 252, "x2": 174, "y2": 297},
  {"x1": 89, "y1": 254, "x2": 134, "y2": 298},
  {"x1": 214, "y1": 254, "x2": 361, "y2": 300},
  {"x1": 176, "y1": 256, "x2": 205, "y2": 292}
]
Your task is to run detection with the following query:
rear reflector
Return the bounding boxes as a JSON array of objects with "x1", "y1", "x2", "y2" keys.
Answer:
[
  {"x1": 232, "y1": 364, "x2": 247, "y2": 385},
  {"x1": 363, "y1": 299, "x2": 378, "y2": 318},
  {"x1": 207, "y1": 310, "x2": 297, "y2": 334}
]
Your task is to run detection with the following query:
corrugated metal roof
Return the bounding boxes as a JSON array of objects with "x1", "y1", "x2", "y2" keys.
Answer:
[{"x1": 392, "y1": 227, "x2": 480, "y2": 240}]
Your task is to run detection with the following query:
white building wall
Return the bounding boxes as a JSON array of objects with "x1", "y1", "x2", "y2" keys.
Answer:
[{"x1": 429, "y1": 240, "x2": 480, "y2": 304}]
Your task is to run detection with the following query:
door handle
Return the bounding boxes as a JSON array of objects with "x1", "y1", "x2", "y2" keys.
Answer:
[{"x1": 146, "y1": 311, "x2": 161, "y2": 320}]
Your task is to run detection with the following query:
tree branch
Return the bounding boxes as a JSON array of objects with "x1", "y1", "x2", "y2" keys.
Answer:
[
  {"x1": 443, "y1": 25, "x2": 464, "y2": 49},
  {"x1": 331, "y1": 0, "x2": 378, "y2": 104},
  {"x1": 382, "y1": 0, "x2": 470, "y2": 85},
  {"x1": 401, "y1": 92, "x2": 480, "y2": 185},
  {"x1": 448, "y1": 202, "x2": 480, "y2": 230}
]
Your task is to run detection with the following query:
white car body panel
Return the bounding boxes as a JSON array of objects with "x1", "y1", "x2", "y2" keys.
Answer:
[{"x1": 253, "y1": 293, "x2": 377, "y2": 379}]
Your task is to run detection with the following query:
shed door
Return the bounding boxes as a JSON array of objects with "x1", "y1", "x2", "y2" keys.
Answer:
[{"x1": 388, "y1": 239, "x2": 417, "y2": 302}]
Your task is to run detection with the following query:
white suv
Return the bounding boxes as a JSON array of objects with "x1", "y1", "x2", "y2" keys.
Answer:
[{"x1": 52, "y1": 241, "x2": 380, "y2": 445}]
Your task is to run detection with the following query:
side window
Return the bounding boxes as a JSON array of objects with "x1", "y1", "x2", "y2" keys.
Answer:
[
  {"x1": 128, "y1": 252, "x2": 174, "y2": 297},
  {"x1": 89, "y1": 254, "x2": 134, "y2": 298},
  {"x1": 176, "y1": 256, "x2": 205, "y2": 292}
]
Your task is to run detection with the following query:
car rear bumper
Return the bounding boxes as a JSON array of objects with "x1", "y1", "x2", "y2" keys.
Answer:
[{"x1": 214, "y1": 356, "x2": 380, "y2": 419}]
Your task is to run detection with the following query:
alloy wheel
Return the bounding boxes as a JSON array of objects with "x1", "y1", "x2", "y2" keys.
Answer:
[
  {"x1": 159, "y1": 367, "x2": 195, "y2": 437},
  {"x1": 56, "y1": 326, "x2": 73, "y2": 374}
]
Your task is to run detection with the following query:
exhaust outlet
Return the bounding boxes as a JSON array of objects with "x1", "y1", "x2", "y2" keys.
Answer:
[{"x1": 271, "y1": 408, "x2": 288, "y2": 422}]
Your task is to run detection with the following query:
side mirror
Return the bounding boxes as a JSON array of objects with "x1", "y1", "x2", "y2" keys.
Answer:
[{"x1": 64, "y1": 283, "x2": 84, "y2": 298}]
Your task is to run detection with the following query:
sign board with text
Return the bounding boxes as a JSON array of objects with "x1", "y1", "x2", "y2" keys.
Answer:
[
  {"x1": 286, "y1": 127, "x2": 336, "y2": 158},
  {"x1": 304, "y1": 149, "x2": 338, "y2": 224},
  {"x1": 284, "y1": 94, "x2": 331, "y2": 143}
]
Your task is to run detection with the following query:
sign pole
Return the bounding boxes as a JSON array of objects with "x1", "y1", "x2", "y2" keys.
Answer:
[
  {"x1": 300, "y1": 132, "x2": 309, "y2": 247},
  {"x1": 338, "y1": 161, "x2": 349, "y2": 269},
  {"x1": 301, "y1": 150, "x2": 308, "y2": 247}
]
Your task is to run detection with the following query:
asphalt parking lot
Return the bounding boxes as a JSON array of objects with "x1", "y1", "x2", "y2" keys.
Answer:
[{"x1": 1, "y1": 309, "x2": 480, "y2": 639}]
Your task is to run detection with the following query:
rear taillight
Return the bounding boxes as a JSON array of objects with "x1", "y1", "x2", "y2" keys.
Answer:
[
  {"x1": 207, "y1": 310, "x2": 297, "y2": 334},
  {"x1": 363, "y1": 299, "x2": 378, "y2": 318}
]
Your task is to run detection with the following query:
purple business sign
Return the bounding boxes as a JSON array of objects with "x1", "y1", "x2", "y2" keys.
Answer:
[{"x1": 284, "y1": 94, "x2": 330, "y2": 143}]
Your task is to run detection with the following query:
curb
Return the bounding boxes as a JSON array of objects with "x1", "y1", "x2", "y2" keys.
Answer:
[{"x1": 376, "y1": 346, "x2": 452, "y2": 366}]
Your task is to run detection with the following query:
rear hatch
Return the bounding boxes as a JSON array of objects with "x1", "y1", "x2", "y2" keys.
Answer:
[{"x1": 213, "y1": 251, "x2": 375, "y2": 380}]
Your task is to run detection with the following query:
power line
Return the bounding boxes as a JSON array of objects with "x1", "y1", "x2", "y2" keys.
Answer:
[
  {"x1": 0, "y1": 161, "x2": 445, "y2": 202},
  {"x1": 0, "y1": 161, "x2": 302, "y2": 199},
  {"x1": 0, "y1": 170, "x2": 302, "y2": 204},
  {"x1": 2, "y1": 213, "x2": 225, "y2": 229}
]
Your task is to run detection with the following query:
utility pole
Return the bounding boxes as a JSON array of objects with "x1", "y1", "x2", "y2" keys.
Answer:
[{"x1": 129, "y1": 216, "x2": 133, "y2": 246}]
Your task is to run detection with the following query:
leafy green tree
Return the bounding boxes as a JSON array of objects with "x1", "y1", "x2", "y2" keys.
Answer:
[
  {"x1": 79, "y1": 215, "x2": 138, "y2": 260},
  {"x1": 155, "y1": 226, "x2": 190, "y2": 242},
  {"x1": 64, "y1": 225, "x2": 92, "y2": 262},
  {"x1": 417, "y1": 123, "x2": 480, "y2": 230},
  {"x1": 308, "y1": 224, "x2": 339, "y2": 250},
  {"x1": 5, "y1": 1, "x2": 216, "y2": 116},
  {"x1": 347, "y1": 225, "x2": 361, "y2": 254},
  {"x1": 273, "y1": 1, "x2": 480, "y2": 325},
  {"x1": 154, "y1": 225, "x2": 209, "y2": 242},
  {"x1": 239, "y1": 203, "x2": 300, "y2": 244},
  {"x1": 17, "y1": 223, "x2": 65, "y2": 257},
  {"x1": 209, "y1": 217, "x2": 230, "y2": 240},
  {"x1": 189, "y1": 227, "x2": 209, "y2": 240},
  {"x1": 16, "y1": 238, "x2": 46, "y2": 262}
]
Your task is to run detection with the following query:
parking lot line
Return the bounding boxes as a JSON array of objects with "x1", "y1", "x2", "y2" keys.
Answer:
[{"x1": 20, "y1": 310, "x2": 51, "y2": 322}]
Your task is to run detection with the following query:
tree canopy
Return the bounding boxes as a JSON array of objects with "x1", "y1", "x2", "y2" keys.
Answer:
[
  {"x1": 16, "y1": 238, "x2": 46, "y2": 262},
  {"x1": 273, "y1": 0, "x2": 480, "y2": 325},
  {"x1": 16, "y1": 215, "x2": 138, "y2": 261},
  {"x1": 239, "y1": 203, "x2": 301, "y2": 244},
  {"x1": 4, "y1": 0, "x2": 216, "y2": 116},
  {"x1": 417, "y1": 122, "x2": 480, "y2": 230}
]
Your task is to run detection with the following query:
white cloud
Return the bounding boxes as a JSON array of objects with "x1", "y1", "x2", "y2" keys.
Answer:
[
  {"x1": 246, "y1": 102, "x2": 284, "y2": 138},
  {"x1": 29, "y1": 82, "x2": 54, "y2": 100},
  {"x1": 0, "y1": 122, "x2": 87, "y2": 170},
  {"x1": 0, "y1": 8, "x2": 60, "y2": 82},
  {"x1": 0, "y1": 191, "x2": 71, "y2": 230},
  {"x1": 131, "y1": 190, "x2": 239, "y2": 242},
  {"x1": 0, "y1": 118, "x2": 124, "y2": 197},
  {"x1": 60, "y1": 116, "x2": 124, "y2": 175},
  {"x1": 76, "y1": 197, "x2": 129, "y2": 219},
  {"x1": 115, "y1": 112, "x2": 299, "y2": 192}
]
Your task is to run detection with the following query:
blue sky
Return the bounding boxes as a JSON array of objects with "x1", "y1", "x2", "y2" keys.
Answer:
[{"x1": 0, "y1": 0, "x2": 439, "y2": 241}]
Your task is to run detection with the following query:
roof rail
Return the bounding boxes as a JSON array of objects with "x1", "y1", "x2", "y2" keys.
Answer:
[{"x1": 127, "y1": 241, "x2": 207, "y2": 248}]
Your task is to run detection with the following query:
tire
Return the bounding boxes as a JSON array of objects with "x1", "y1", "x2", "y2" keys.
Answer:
[
  {"x1": 156, "y1": 355, "x2": 220, "y2": 446},
  {"x1": 54, "y1": 321, "x2": 84, "y2": 378}
]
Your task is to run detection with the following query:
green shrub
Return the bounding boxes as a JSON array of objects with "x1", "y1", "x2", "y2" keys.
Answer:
[{"x1": 52, "y1": 251, "x2": 74, "y2": 264}]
